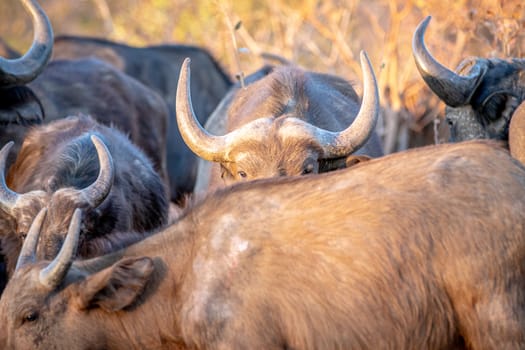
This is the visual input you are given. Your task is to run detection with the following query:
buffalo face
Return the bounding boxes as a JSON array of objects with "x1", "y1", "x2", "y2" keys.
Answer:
[{"x1": 0, "y1": 209, "x2": 153, "y2": 350}]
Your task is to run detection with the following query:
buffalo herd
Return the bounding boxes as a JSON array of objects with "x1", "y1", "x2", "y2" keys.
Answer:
[{"x1": 0, "y1": 1, "x2": 524, "y2": 348}]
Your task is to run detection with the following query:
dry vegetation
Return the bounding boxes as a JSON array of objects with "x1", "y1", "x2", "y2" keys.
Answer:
[{"x1": 1, "y1": 0, "x2": 523, "y2": 153}]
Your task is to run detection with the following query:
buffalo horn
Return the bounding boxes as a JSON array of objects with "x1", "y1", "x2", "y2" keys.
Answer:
[
  {"x1": 0, "y1": 141, "x2": 20, "y2": 211},
  {"x1": 412, "y1": 16, "x2": 486, "y2": 107},
  {"x1": 176, "y1": 58, "x2": 232, "y2": 162},
  {"x1": 312, "y1": 50, "x2": 379, "y2": 158},
  {"x1": 39, "y1": 208, "x2": 81, "y2": 289},
  {"x1": 15, "y1": 208, "x2": 47, "y2": 271},
  {"x1": 0, "y1": 0, "x2": 54, "y2": 87},
  {"x1": 75, "y1": 135, "x2": 114, "y2": 208}
]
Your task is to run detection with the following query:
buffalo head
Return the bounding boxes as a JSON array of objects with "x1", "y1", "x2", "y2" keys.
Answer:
[
  {"x1": 0, "y1": 208, "x2": 84, "y2": 349},
  {"x1": 0, "y1": 199, "x2": 157, "y2": 349},
  {"x1": 413, "y1": 16, "x2": 525, "y2": 142},
  {"x1": 176, "y1": 51, "x2": 380, "y2": 187}
]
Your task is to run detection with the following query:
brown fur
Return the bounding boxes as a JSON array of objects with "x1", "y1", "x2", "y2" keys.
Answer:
[{"x1": 1, "y1": 140, "x2": 525, "y2": 349}]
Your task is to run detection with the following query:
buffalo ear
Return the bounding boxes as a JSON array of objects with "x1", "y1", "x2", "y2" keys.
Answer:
[
  {"x1": 220, "y1": 163, "x2": 235, "y2": 184},
  {"x1": 345, "y1": 155, "x2": 371, "y2": 167},
  {"x1": 319, "y1": 155, "x2": 371, "y2": 172},
  {"x1": 74, "y1": 257, "x2": 154, "y2": 312}
]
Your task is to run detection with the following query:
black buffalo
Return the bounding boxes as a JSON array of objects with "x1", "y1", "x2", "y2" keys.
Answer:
[
  {"x1": 413, "y1": 16, "x2": 525, "y2": 142},
  {"x1": 1, "y1": 0, "x2": 170, "y2": 187}
]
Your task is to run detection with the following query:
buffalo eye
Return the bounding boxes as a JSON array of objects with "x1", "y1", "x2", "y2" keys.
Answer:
[
  {"x1": 445, "y1": 117, "x2": 454, "y2": 127},
  {"x1": 237, "y1": 171, "x2": 247, "y2": 178},
  {"x1": 481, "y1": 93, "x2": 507, "y2": 121},
  {"x1": 23, "y1": 311, "x2": 39, "y2": 324},
  {"x1": 302, "y1": 163, "x2": 314, "y2": 175}
]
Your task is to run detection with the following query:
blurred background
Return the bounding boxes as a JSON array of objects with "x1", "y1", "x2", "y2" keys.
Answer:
[{"x1": 1, "y1": 0, "x2": 523, "y2": 153}]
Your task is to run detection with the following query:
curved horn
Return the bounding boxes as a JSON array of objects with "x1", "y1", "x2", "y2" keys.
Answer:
[
  {"x1": 0, "y1": 141, "x2": 21, "y2": 212},
  {"x1": 0, "y1": 0, "x2": 54, "y2": 87},
  {"x1": 15, "y1": 208, "x2": 47, "y2": 271},
  {"x1": 301, "y1": 50, "x2": 379, "y2": 158},
  {"x1": 75, "y1": 135, "x2": 114, "y2": 208},
  {"x1": 39, "y1": 208, "x2": 81, "y2": 289},
  {"x1": 176, "y1": 58, "x2": 230, "y2": 162},
  {"x1": 412, "y1": 16, "x2": 486, "y2": 107}
]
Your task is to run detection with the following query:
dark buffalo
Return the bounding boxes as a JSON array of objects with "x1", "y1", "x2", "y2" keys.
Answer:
[
  {"x1": 0, "y1": 115, "x2": 169, "y2": 286},
  {"x1": 413, "y1": 16, "x2": 525, "y2": 142},
  {"x1": 0, "y1": 0, "x2": 170, "y2": 187},
  {"x1": 27, "y1": 58, "x2": 170, "y2": 185},
  {"x1": 52, "y1": 35, "x2": 234, "y2": 203},
  {"x1": 2, "y1": 140, "x2": 525, "y2": 349},
  {"x1": 1, "y1": 56, "x2": 171, "y2": 188},
  {"x1": 177, "y1": 51, "x2": 383, "y2": 195}
]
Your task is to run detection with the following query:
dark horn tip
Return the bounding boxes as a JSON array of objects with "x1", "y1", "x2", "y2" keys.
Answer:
[
  {"x1": 417, "y1": 16, "x2": 432, "y2": 32},
  {"x1": 422, "y1": 15, "x2": 432, "y2": 27},
  {"x1": 413, "y1": 16, "x2": 432, "y2": 47}
]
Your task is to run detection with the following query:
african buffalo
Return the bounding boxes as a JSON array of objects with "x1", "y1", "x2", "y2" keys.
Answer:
[
  {"x1": 0, "y1": 115, "x2": 169, "y2": 287},
  {"x1": 178, "y1": 51, "x2": 384, "y2": 196},
  {"x1": 2, "y1": 140, "x2": 524, "y2": 349},
  {"x1": 0, "y1": 0, "x2": 170, "y2": 186},
  {"x1": 413, "y1": 16, "x2": 525, "y2": 142},
  {"x1": 27, "y1": 58, "x2": 170, "y2": 185},
  {"x1": 52, "y1": 35, "x2": 234, "y2": 203},
  {"x1": 1, "y1": 56, "x2": 171, "y2": 188}
]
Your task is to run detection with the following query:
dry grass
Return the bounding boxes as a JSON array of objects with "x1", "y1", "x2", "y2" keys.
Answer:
[{"x1": 1, "y1": 0, "x2": 523, "y2": 153}]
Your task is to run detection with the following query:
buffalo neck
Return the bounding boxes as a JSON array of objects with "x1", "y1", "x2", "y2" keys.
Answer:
[{"x1": 73, "y1": 213, "x2": 198, "y2": 349}]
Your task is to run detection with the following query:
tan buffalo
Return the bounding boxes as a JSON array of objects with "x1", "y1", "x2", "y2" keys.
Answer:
[{"x1": 2, "y1": 140, "x2": 525, "y2": 349}]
